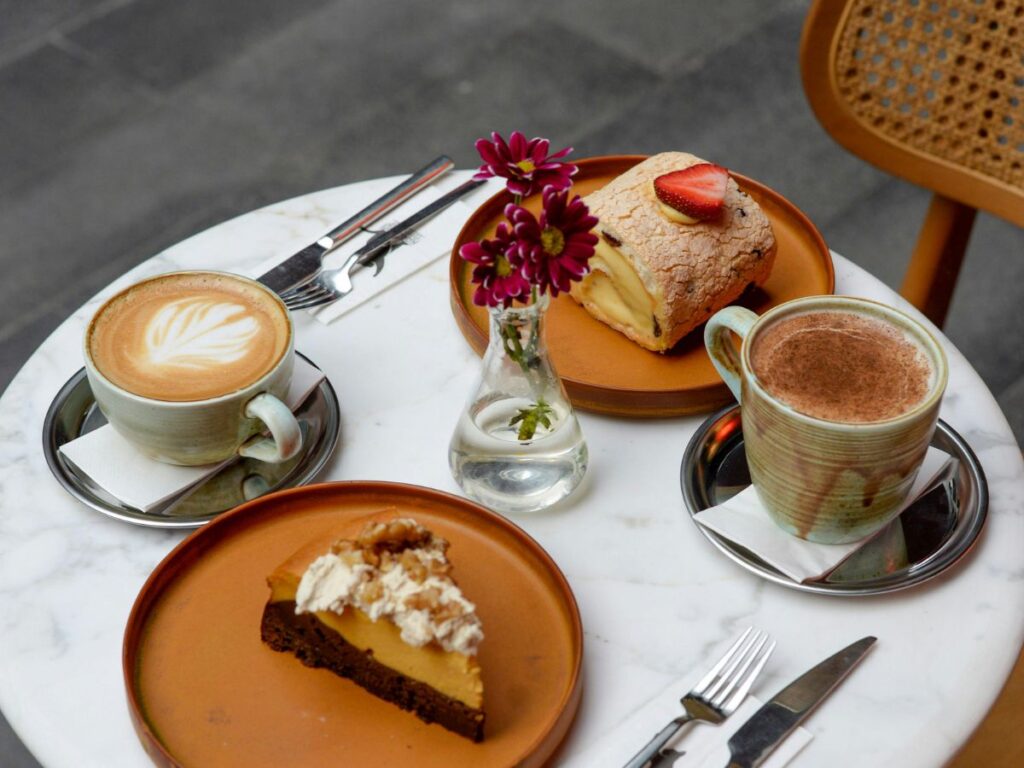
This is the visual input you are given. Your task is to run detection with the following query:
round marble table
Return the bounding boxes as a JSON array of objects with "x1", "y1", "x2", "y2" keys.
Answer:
[{"x1": 1, "y1": 171, "x2": 1022, "y2": 768}]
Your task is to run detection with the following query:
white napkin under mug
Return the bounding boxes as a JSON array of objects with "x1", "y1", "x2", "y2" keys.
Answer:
[
  {"x1": 59, "y1": 357, "x2": 325, "y2": 512},
  {"x1": 695, "y1": 447, "x2": 956, "y2": 583}
]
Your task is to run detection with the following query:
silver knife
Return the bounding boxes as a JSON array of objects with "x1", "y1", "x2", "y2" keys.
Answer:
[
  {"x1": 349, "y1": 178, "x2": 484, "y2": 266},
  {"x1": 257, "y1": 155, "x2": 453, "y2": 293},
  {"x1": 723, "y1": 636, "x2": 876, "y2": 768}
]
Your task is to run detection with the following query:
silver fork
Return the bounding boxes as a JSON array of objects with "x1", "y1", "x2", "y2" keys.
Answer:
[
  {"x1": 279, "y1": 178, "x2": 484, "y2": 312},
  {"x1": 623, "y1": 627, "x2": 775, "y2": 768},
  {"x1": 279, "y1": 245, "x2": 373, "y2": 311}
]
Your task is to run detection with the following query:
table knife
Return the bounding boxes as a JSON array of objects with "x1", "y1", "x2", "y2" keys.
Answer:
[
  {"x1": 348, "y1": 178, "x2": 484, "y2": 268},
  {"x1": 257, "y1": 155, "x2": 453, "y2": 293},
  {"x1": 723, "y1": 636, "x2": 876, "y2": 768},
  {"x1": 304, "y1": 178, "x2": 485, "y2": 304}
]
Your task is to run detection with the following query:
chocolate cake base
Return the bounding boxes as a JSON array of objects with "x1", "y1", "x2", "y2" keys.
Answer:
[{"x1": 261, "y1": 600, "x2": 485, "y2": 741}]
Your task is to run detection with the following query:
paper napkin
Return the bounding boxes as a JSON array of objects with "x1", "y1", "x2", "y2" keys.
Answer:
[
  {"x1": 58, "y1": 357, "x2": 325, "y2": 513},
  {"x1": 309, "y1": 192, "x2": 479, "y2": 325},
  {"x1": 694, "y1": 447, "x2": 956, "y2": 583},
  {"x1": 562, "y1": 685, "x2": 811, "y2": 768}
]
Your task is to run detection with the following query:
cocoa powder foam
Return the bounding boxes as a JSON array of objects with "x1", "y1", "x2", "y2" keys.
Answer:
[{"x1": 750, "y1": 310, "x2": 934, "y2": 423}]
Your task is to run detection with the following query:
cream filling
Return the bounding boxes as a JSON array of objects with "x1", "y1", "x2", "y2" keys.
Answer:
[
  {"x1": 656, "y1": 200, "x2": 699, "y2": 224},
  {"x1": 577, "y1": 236, "x2": 656, "y2": 338}
]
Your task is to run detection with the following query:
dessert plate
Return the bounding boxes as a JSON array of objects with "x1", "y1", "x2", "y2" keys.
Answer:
[
  {"x1": 42, "y1": 352, "x2": 340, "y2": 528},
  {"x1": 450, "y1": 155, "x2": 834, "y2": 417},
  {"x1": 124, "y1": 481, "x2": 583, "y2": 768},
  {"x1": 680, "y1": 406, "x2": 988, "y2": 596}
]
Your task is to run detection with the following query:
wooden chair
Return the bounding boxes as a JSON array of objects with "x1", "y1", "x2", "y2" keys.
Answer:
[{"x1": 800, "y1": 0, "x2": 1024, "y2": 327}]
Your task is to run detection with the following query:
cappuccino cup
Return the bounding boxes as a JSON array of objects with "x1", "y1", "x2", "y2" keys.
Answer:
[
  {"x1": 705, "y1": 296, "x2": 947, "y2": 544},
  {"x1": 84, "y1": 271, "x2": 302, "y2": 466}
]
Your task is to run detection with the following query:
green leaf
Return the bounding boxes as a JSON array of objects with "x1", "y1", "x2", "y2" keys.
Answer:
[{"x1": 508, "y1": 399, "x2": 555, "y2": 441}]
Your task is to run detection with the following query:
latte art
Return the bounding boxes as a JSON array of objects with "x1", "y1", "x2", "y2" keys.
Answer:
[
  {"x1": 145, "y1": 298, "x2": 261, "y2": 370},
  {"x1": 88, "y1": 273, "x2": 290, "y2": 402}
]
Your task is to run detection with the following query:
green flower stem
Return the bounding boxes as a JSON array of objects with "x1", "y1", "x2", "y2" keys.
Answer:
[
  {"x1": 497, "y1": 308, "x2": 551, "y2": 441},
  {"x1": 499, "y1": 197, "x2": 550, "y2": 441}
]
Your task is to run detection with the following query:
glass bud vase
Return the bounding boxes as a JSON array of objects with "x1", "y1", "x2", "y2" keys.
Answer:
[{"x1": 449, "y1": 296, "x2": 588, "y2": 514}]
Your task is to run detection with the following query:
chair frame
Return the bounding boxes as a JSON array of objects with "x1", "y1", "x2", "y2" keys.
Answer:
[{"x1": 800, "y1": 0, "x2": 1024, "y2": 326}]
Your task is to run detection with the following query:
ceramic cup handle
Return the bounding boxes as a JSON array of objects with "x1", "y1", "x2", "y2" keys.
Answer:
[
  {"x1": 704, "y1": 306, "x2": 759, "y2": 404},
  {"x1": 238, "y1": 393, "x2": 302, "y2": 463}
]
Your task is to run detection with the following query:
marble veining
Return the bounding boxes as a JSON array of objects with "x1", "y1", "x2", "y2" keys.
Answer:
[{"x1": 0, "y1": 174, "x2": 1022, "y2": 767}]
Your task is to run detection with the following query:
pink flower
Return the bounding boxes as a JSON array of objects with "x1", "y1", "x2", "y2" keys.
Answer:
[
  {"x1": 458, "y1": 222, "x2": 531, "y2": 308},
  {"x1": 473, "y1": 131, "x2": 577, "y2": 197},
  {"x1": 507, "y1": 186, "x2": 598, "y2": 297}
]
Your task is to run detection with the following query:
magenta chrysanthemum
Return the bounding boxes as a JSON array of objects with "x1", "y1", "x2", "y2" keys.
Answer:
[
  {"x1": 507, "y1": 186, "x2": 598, "y2": 297},
  {"x1": 473, "y1": 131, "x2": 577, "y2": 197},
  {"x1": 459, "y1": 222, "x2": 531, "y2": 308}
]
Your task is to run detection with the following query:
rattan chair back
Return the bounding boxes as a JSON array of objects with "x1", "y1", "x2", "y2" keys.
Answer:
[{"x1": 801, "y1": 0, "x2": 1024, "y2": 325}]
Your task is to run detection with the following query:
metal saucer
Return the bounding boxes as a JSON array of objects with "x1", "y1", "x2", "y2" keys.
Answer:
[
  {"x1": 42, "y1": 352, "x2": 341, "y2": 529},
  {"x1": 680, "y1": 405, "x2": 988, "y2": 596}
]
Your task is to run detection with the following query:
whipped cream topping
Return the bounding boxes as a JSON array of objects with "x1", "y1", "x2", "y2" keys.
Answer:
[
  {"x1": 145, "y1": 298, "x2": 260, "y2": 369},
  {"x1": 294, "y1": 519, "x2": 484, "y2": 655}
]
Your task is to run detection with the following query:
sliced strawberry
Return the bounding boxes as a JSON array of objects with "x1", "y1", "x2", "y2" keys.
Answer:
[{"x1": 653, "y1": 163, "x2": 729, "y2": 221}]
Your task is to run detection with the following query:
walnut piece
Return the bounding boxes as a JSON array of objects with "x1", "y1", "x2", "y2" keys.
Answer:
[
  {"x1": 398, "y1": 550, "x2": 427, "y2": 583},
  {"x1": 359, "y1": 579, "x2": 384, "y2": 605},
  {"x1": 358, "y1": 518, "x2": 437, "y2": 552},
  {"x1": 405, "y1": 587, "x2": 441, "y2": 611}
]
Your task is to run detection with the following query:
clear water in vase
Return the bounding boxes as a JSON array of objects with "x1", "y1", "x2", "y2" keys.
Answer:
[{"x1": 449, "y1": 393, "x2": 588, "y2": 514}]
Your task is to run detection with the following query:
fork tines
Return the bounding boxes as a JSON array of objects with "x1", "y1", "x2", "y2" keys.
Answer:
[{"x1": 698, "y1": 627, "x2": 776, "y2": 712}]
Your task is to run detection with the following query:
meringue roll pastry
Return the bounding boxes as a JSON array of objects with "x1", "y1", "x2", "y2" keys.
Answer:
[
  {"x1": 571, "y1": 152, "x2": 777, "y2": 352},
  {"x1": 261, "y1": 517, "x2": 486, "y2": 741}
]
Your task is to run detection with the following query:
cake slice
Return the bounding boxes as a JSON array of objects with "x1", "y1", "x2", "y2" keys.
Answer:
[
  {"x1": 571, "y1": 152, "x2": 777, "y2": 352},
  {"x1": 261, "y1": 517, "x2": 485, "y2": 741}
]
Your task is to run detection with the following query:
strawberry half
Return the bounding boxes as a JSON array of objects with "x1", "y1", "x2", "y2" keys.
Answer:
[{"x1": 653, "y1": 163, "x2": 729, "y2": 222}]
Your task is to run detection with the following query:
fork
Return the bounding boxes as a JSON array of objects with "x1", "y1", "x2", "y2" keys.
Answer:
[
  {"x1": 279, "y1": 178, "x2": 485, "y2": 312},
  {"x1": 623, "y1": 627, "x2": 775, "y2": 768},
  {"x1": 279, "y1": 245, "x2": 374, "y2": 311}
]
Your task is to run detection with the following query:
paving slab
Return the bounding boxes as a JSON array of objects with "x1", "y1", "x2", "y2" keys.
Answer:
[
  {"x1": 0, "y1": 0, "x2": 98, "y2": 54},
  {"x1": 998, "y1": 375, "x2": 1024, "y2": 446},
  {"x1": 0, "y1": 709, "x2": 38, "y2": 768},
  {"x1": 548, "y1": 0, "x2": 799, "y2": 74},
  {"x1": 65, "y1": 0, "x2": 335, "y2": 92},
  {"x1": 576, "y1": 5, "x2": 893, "y2": 230},
  {"x1": 0, "y1": 42, "x2": 154, "y2": 194},
  {"x1": 942, "y1": 211, "x2": 1024, "y2": 395}
]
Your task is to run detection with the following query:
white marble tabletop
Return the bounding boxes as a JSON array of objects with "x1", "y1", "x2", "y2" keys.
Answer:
[{"x1": 1, "y1": 171, "x2": 1022, "y2": 768}]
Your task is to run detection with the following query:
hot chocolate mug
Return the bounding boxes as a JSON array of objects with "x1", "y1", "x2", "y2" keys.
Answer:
[
  {"x1": 84, "y1": 270, "x2": 302, "y2": 466},
  {"x1": 704, "y1": 295, "x2": 948, "y2": 544}
]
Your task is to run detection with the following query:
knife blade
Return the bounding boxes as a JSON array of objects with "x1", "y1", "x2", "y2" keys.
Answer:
[
  {"x1": 351, "y1": 178, "x2": 484, "y2": 268},
  {"x1": 257, "y1": 155, "x2": 453, "y2": 293},
  {"x1": 723, "y1": 636, "x2": 876, "y2": 768},
  {"x1": 305, "y1": 178, "x2": 485, "y2": 304}
]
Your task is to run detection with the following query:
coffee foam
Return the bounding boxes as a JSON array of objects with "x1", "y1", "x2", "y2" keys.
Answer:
[
  {"x1": 145, "y1": 297, "x2": 261, "y2": 368},
  {"x1": 749, "y1": 309, "x2": 936, "y2": 423},
  {"x1": 89, "y1": 273, "x2": 289, "y2": 402}
]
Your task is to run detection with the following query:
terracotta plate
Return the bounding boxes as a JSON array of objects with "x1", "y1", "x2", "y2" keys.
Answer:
[
  {"x1": 124, "y1": 482, "x2": 583, "y2": 768},
  {"x1": 450, "y1": 155, "x2": 834, "y2": 417}
]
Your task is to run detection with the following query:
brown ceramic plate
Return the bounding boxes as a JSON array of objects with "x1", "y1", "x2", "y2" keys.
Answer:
[
  {"x1": 124, "y1": 482, "x2": 583, "y2": 768},
  {"x1": 450, "y1": 155, "x2": 834, "y2": 417}
]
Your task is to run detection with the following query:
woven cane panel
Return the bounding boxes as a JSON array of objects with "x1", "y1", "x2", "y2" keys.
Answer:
[{"x1": 835, "y1": 0, "x2": 1024, "y2": 188}]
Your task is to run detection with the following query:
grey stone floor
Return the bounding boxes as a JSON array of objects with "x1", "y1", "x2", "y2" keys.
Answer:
[{"x1": 1, "y1": 1, "x2": 1022, "y2": 764}]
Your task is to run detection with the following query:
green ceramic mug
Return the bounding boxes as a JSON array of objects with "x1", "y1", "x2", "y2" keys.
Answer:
[
  {"x1": 84, "y1": 271, "x2": 302, "y2": 466},
  {"x1": 704, "y1": 296, "x2": 948, "y2": 544}
]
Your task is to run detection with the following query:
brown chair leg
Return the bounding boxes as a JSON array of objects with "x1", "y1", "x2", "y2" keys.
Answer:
[{"x1": 900, "y1": 194, "x2": 977, "y2": 328}]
